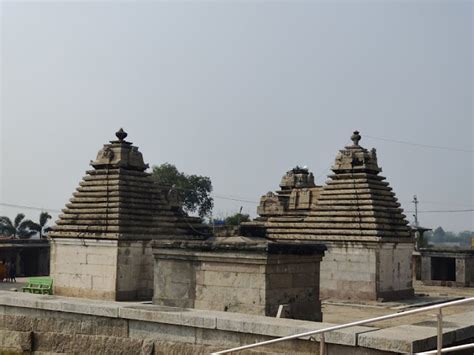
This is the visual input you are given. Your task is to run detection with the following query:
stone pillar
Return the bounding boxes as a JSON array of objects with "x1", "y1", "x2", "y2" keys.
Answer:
[
  {"x1": 421, "y1": 255, "x2": 432, "y2": 282},
  {"x1": 152, "y1": 237, "x2": 326, "y2": 321},
  {"x1": 455, "y1": 258, "x2": 466, "y2": 286}
]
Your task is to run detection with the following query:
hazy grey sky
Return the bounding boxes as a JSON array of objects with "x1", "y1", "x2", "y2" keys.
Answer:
[{"x1": 1, "y1": 1, "x2": 472, "y2": 231}]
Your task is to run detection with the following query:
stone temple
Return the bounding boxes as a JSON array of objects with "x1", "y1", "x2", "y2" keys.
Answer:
[
  {"x1": 243, "y1": 131, "x2": 414, "y2": 301},
  {"x1": 49, "y1": 129, "x2": 209, "y2": 300}
]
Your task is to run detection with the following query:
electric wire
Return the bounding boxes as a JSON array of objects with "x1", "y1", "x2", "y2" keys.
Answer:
[{"x1": 364, "y1": 134, "x2": 473, "y2": 153}]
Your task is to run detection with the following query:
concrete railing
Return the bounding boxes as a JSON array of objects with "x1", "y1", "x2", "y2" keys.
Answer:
[{"x1": 211, "y1": 297, "x2": 474, "y2": 355}]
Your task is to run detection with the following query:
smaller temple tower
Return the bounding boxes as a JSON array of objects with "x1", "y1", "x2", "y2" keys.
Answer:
[
  {"x1": 257, "y1": 166, "x2": 322, "y2": 218},
  {"x1": 49, "y1": 129, "x2": 208, "y2": 301}
]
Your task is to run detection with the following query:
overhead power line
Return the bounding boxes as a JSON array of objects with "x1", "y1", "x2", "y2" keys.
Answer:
[
  {"x1": 405, "y1": 209, "x2": 474, "y2": 214},
  {"x1": 365, "y1": 135, "x2": 473, "y2": 153},
  {"x1": 212, "y1": 194, "x2": 258, "y2": 204},
  {"x1": 0, "y1": 202, "x2": 61, "y2": 213}
]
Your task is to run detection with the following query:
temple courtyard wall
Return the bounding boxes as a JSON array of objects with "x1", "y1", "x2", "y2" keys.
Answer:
[
  {"x1": 420, "y1": 248, "x2": 474, "y2": 287},
  {"x1": 152, "y1": 242, "x2": 325, "y2": 321},
  {"x1": 320, "y1": 241, "x2": 414, "y2": 301},
  {"x1": 1, "y1": 291, "x2": 474, "y2": 355},
  {"x1": 50, "y1": 238, "x2": 154, "y2": 301}
]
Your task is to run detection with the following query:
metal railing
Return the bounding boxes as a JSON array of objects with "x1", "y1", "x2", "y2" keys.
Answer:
[{"x1": 211, "y1": 297, "x2": 474, "y2": 355}]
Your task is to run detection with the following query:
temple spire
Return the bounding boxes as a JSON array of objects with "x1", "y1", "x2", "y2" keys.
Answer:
[
  {"x1": 115, "y1": 128, "x2": 128, "y2": 142},
  {"x1": 351, "y1": 130, "x2": 361, "y2": 146}
]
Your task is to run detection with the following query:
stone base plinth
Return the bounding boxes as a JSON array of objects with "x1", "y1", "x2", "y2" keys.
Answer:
[
  {"x1": 152, "y1": 237, "x2": 326, "y2": 321},
  {"x1": 50, "y1": 238, "x2": 154, "y2": 301},
  {"x1": 320, "y1": 241, "x2": 414, "y2": 301}
]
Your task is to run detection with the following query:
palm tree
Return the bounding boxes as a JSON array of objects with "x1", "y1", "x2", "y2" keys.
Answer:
[
  {"x1": 0, "y1": 213, "x2": 37, "y2": 239},
  {"x1": 30, "y1": 212, "x2": 52, "y2": 238}
]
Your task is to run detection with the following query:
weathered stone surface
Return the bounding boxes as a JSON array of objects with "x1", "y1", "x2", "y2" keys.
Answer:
[
  {"x1": 0, "y1": 329, "x2": 32, "y2": 351},
  {"x1": 241, "y1": 132, "x2": 414, "y2": 301},
  {"x1": 1, "y1": 292, "x2": 472, "y2": 354},
  {"x1": 152, "y1": 239, "x2": 325, "y2": 321},
  {"x1": 33, "y1": 332, "x2": 146, "y2": 354},
  {"x1": 49, "y1": 129, "x2": 210, "y2": 301}
]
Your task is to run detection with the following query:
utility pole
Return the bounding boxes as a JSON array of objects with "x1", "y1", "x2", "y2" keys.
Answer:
[{"x1": 412, "y1": 195, "x2": 419, "y2": 227}]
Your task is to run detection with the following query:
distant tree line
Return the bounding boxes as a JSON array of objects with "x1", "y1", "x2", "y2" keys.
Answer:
[
  {"x1": 0, "y1": 212, "x2": 52, "y2": 239},
  {"x1": 424, "y1": 227, "x2": 473, "y2": 247}
]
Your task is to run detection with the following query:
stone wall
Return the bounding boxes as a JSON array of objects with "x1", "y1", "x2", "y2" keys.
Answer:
[
  {"x1": 153, "y1": 242, "x2": 324, "y2": 321},
  {"x1": 320, "y1": 241, "x2": 413, "y2": 301},
  {"x1": 50, "y1": 238, "x2": 119, "y2": 300},
  {"x1": 1, "y1": 291, "x2": 473, "y2": 354},
  {"x1": 51, "y1": 238, "x2": 155, "y2": 300},
  {"x1": 116, "y1": 240, "x2": 154, "y2": 300},
  {"x1": 420, "y1": 249, "x2": 474, "y2": 287},
  {"x1": 377, "y1": 243, "x2": 414, "y2": 299}
]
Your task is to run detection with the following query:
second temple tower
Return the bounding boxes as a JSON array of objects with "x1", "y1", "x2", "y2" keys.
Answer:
[{"x1": 245, "y1": 131, "x2": 414, "y2": 301}]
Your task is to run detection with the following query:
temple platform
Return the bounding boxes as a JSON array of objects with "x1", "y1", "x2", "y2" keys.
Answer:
[{"x1": 0, "y1": 288, "x2": 472, "y2": 354}]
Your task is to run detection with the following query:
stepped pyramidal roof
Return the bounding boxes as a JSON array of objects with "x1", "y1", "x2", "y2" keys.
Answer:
[
  {"x1": 255, "y1": 131, "x2": 411, "y2": 242},
  {"x1": 49, "y1": 129, "x2": 209, "y2": 240}
]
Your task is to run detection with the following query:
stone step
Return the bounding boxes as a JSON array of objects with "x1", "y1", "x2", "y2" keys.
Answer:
[
  {"x1": 55, "y1": 219, "x2": 205, "y2": 229},
  {"x1": 264, "y1": 222, "x2": 409, "y2": 230},
  {"x1": 323, "y1": 183, "x2": 393, "y2": 191},
  {"x1": 69, "y1": 196, "x2": 169, "y2": 206},
  {"x1": 302, "y1": 216, "x2": 408, "y2": 224},
  {"x1": 266, "y1": 233, "x2": 383, "y2": 241},
  {"x1": 75, "y1": 185, "x2": 159, "y2": 193},
  {"x1": 306, "y1": 210, "x2": 407, "y2": 218},
  {"x1": 57, "y1": 213, "x2": 184, "y2": 222},
  {"x1": 79, "y1": 178, "x2": 155, "y2": 187},
  {"x1": 52, "y1": 224, "x2": 200, "y2": 235},
  {"x1": 61, "y1": 207, "x2": 176, "y2": 216},
  {"x1": 316, "y1": 199, "x2": 401, "y2": 208},
  {"x1": 266, "y1": 228, "x2": 411, "y2": 237},
  {"x1": 86, "y1": 168, "x2": 152, "y2": 178},
  {"x1": 320, "y1": 188, "x2": 395, "y2": 196},
  {"x1": 72, "y1": 191, "x2": 166, "y2": 200},
  {"x1": 317, "y1": 193, "x2": 398, "y2": 202},
  {"x1": 65, "y1": 202, "x2": 172, "y2": 210},
  {"x1": 327, "y1": 173, "x2": 387, "y2": 182}
]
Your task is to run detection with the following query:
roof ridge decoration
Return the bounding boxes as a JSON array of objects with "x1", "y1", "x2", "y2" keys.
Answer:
[{"x1": 91, "y1": 128, "x2": 149, "y2": 172}]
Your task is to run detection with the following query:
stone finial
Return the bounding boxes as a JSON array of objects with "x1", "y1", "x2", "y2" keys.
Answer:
[
  {"x1": 351, "y1": 131, "x2": 361, "y2": 146},
  {"x1": 115, "y1": 128, "x2": 128, "y2": 142}
]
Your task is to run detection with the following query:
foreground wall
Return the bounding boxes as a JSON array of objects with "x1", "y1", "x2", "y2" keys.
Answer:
[
  {"x1": 50, "y1": 238, "x2": 154, "y2": 301},
  {"x1": 320, "y1": 241, "x2": 414, "y2": 301},
  {"x1": 1, "y1": 291, "x2": 473, "y2": 355}
]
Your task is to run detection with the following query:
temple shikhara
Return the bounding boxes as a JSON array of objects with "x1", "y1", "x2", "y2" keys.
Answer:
[
  {"x1": 49, "y1": 129, "x2": 209, "y2": 300},
  {"x1": 244, "y1": 131, "x2": 414, "y2": 300}
]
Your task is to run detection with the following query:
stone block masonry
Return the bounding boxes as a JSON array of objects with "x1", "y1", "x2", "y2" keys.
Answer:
[
  {"x1": 49, "y1": 129, "x2": 209, "y2": 301},
  {"x1": 242, "y1": 131, "x2": 415, "y2": 301},
  {"x1": 1, "y1": 291, "x2": 473, "y2": 354},
  {"x1": 152, "y1": 237, "x2": 326, "y2": 321}
]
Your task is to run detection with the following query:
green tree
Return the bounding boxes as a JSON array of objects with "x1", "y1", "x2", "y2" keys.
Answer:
[
  {"x1": 0, "y1": 213, "x2": 37, "y2": 239},
  {"x1": 30, "y1": 212, "x2": 53, "y2": 238},
  {"x1": 224, "y1": 213, "x2": 250, "y2": 226},
  {"x1": 151, "y1": 163, "x2": 213, "y2": 218}
]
